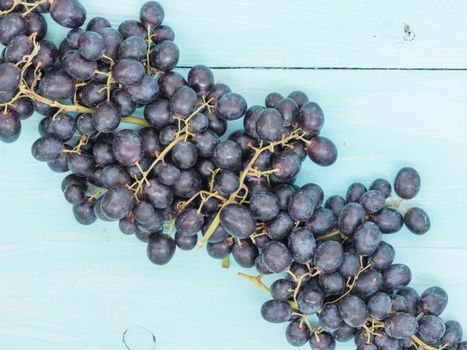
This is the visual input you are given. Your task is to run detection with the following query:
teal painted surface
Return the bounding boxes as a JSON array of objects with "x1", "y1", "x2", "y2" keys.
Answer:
[{"x1": 1, "y1": 1, "x2": 467, "y2": 349}]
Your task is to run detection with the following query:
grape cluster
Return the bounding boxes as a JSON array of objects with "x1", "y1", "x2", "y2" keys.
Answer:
[{"x1": 0, "y1": 2, "x2": 464, "y2": 350}]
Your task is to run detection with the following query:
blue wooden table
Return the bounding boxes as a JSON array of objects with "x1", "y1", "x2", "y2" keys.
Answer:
[{"x1": 1, "y1": 1, "x2": 466, "y2": 349}]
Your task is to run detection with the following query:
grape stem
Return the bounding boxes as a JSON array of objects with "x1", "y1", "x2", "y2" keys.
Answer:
[
  {"x1": 197, "y1": 128, "x2": 313, "y2": 248},
  {"x1": 237, "y1": 273, "x2": 270, "y2": 293}
]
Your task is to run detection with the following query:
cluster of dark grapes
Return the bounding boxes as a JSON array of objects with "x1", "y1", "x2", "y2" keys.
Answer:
[
  {"x1": 256, "y1": 169, "x2": 465, "y2": 350},
  {"x1": 0, "y1": 2, "x2": 464, "y2": 350}
]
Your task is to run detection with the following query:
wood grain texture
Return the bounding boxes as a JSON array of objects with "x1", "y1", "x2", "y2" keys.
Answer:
[
  {"x1": 1, "y1": 1, "x2": 467, "y2": 349},
  {"x1": 60, "y1": 0, "x2": 467, "y2": 68}
]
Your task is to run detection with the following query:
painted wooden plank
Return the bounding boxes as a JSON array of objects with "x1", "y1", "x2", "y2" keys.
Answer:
[
  {"x1": 0, "y1": 69, "x2": 466, "y2": 349},
  {"x1": 41, "y1": 0, "x2": 467, "y2": 68}
]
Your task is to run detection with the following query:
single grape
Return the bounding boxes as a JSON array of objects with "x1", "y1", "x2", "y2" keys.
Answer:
[
  {"x1": 307, "y1": 136, "x2": 337, "y2": 166},
  {"x1": 286, "y1": 320, "x2": 311, "y2": 346},
  {"x1": 396, "y1": 287, "x2": 419, "y2": 316},
  {"x1": 417, "y1": 315, "x2": 446, "y2": 345},
  {"x1": 144, "y1": 178, "x2": 174, "y2": 209},
  {"x1": 151, "y1": 41, "x2": 179, "y2": 72},
  {"x1": 382, "y1": 264, "x2": 412, "y2": 291},
  {"x1": 33, "y1": 40, "x2": 58, "y2": 69},
  {"x1": 288, "y1": 91, "x2": 309, "y2": 109},
  {"x1": 333, "y1": 323, "x2": 356, "y2": 342},
  {"x1": 314, "y1": 241, "x2": 344, "y2": 273},
  {"x1": 153, "y1": 25, "x2": 175, "y2": 43},
  {"x1": 270, "y1": 279, "x2": 294, "y2": 301},
  {"x1": 31, "y1": 135, "x2": 64, "y2": 161},
  {"x1": 78, "y1": 31, "x2": 105, "y2": 61},
  {"x1": 100, "y1": 186, "x2": 134, "y2": 220},
  {"x1": 404, "y1": 207, "x2": 431, "y2": 234},
  {"x1": 353, "y1": 268, "x2": 383, "y2": 298},
  {"x1": 310, "y1": 332, "x2": 336, "y2": 350},
  {"x1": 370, "y1": 207, "x2": 403, "y2": 234},
  {"x1": 367, "y1": 292, "x2": 392, "y2": 321},
  {"x1": 265, "y1": 211, "x2": 294, "y2": 240},
  {"x1": 0, "y1": 110, "x2": 21, "y2": 143},
  {"x1": 140, "y1": 1, "x2": 165, "y2": 28},
  {"x1": 175, "y1": 208, "x2": 204, "y2": 236},
  {"x1": 394, "y1": 167, "x2": 421, "y2": 199},
  {"x1": 338, "y1": 295, "x2": 368, "y2": 328},
  {"x1": 418, "y1": 286, "x2": 448, "y2": 316},
  {"x1": 213, "y1": 140, "x2": 242, "y2": 170},
  {"x1": 217, "y1": 93, "x2": 247, "y2": 121},
  {"x1": 118, "y1": 19, "x2": 146, "y2": 39},
  {"x1": 98, "y1": 27, "x2": 123, "y2": 61},
  {"x1": 219, "y1": 203, "x2": 256, "y2": 239},
  {"x1": 346, "y1": 183, "x2": 367, "y2": 203},
  {"x1": 50, "y1": 0, "x2": 87, "y2": 28},
  {"x1": 0, "y1": 13, "x2": 28, "y2": 45},
  {"x1": 319, "y1": 304, "x2": 342, "y2": 332},
  {"x1": 325, "y1": 195, "x2": 347, "y2": 217},
  {"x1": 272, "y1": 149, "x2": 302, "y2": 182},
  {"x1": 275, "y1": 98, "x2": 299, "y2": 127},
  {"x1": 265, "y1": 92, "x2": 283, "y2": 108},
  {"x1": 175, "y1": 231, "x2": 198, "y2": 251},
  {"x1": 86, "y1": 17, "x2": 111, "y2": 32},
  {"x1": 360, "y1": 190, "x2": 385, "y2": 214},
  {"x1": 243, "y1": 105, "x2": 264, "y2": 139},
  {"x1": 62, "y1": 50, "x2": 97, "y2": 80},
  {"x1": 261, "y1": 300, "x2": 292, "y2": 323},
  {"x1": 112, "y1": 58, "x2": 145, "y2": 86},
  {"x1": 368, "y1": 241, "x2": 396, "y2": 270},
  {"x1": 147, "y1": 234, "x2": 176, "y2": 265},
  {"x1": 262, "y1": 241, "x2": 293, "y2": 273},
  {"x1": 206, "y1": 239, "x2": 233, "y2": 259},
  {"x1": 337, "y1": 202, "x2": 366, "y2": 236},
  {"x1": 50, "y1": 113, "x2": 76, "y2": 141},
  {"x1": 288, "y1": 190, "x2": 315, "y2": 222},
  {"x1": 370, "y1": 178, "x2": 392, "y2": 198},
  {"x1": 319, "y1": 272, "x2": 345, "y2": 296},
  {"x1": 173, "y1": 169, "x2": 201, "y2": 198},
  {"x1": 299, "y1": 102, "x2": 324, "y2": 136},
  {"x1": 171, "y1": 141, "x2": 198, "y2": 169},
  {"x1": 67, "y1": 152, "x2": 94, "y2": 177},
  {"x1": 353, "y1": 221, "x2": 382, "y2": 256},
  {"x1": 92, "y1": 101, "x2": 121, "y2": 133},
  {"x1": 187, "y1": 65, "x2": 214, "y2": 96},
  {"x1": 39, "y1": 68, "x2": 75, "y2": 101},
  {"x1": 288, "y1": 228, "x2": 316, "y2": 264},
  {"x1": 249, "y1": 191, "x2": 280, "y2": 221},
  {"x1": 441, "y1": 320, "x2": 463, "y2": 348},
  {"x1": 338, "y1": 252, "x2": 360, "y2": 278},
  {"x1": 256, "y1": 108, "x2": 284, "y2": 142},
  {"x1": 73, "y1": 201, "x2": 96, "y2": 225},
  {"x1": 158, "y1": 71, "x2": 187, "y2": 99},
  {"x1": 305, "y1": 208, "x2": 337, "y2": 236},
  {"x1": 4, "y1": 35, "x2": 34, "y2": 64},
  {"x1": 297, "y1": 284, "x2": 324, "y2": 314},
  {"x1": 125, "y1": 75, "x2": 159, "y2": 104},
  {"x1": 232, "y1": 240, "x2": 259, "y2": 268}
]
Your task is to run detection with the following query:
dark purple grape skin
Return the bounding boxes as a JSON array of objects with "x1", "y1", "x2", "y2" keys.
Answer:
[
  {"x1": 275, "y1": 98, "x2": 299, "y2": 127},
  {"x1": 417, "y1": 315, "x2": 446, "y2": 346},
  {"x1": 214, "y1": 170, "x2": 239, "y2": 197},
  {"x1": 404, "y1": 207, "x2": 431, "y2": 234},
  {"x1": 367, "y1": 292, "x2": 392, "y2": 321},
  {"x1": 256, "y1": 108, "x2": 284, "y2": 142},
  {"x1": 157, "y1": 163, "x2": 180, "y2": 186},
  {"x1": 333, "y1": 323, "x2": 356, "y2": 343},
  {"x1": 202, "y1": 216, "x2": 229, "y2": 243},
  {"x1": 147, "y1": 234, "x2": 176, "y2": 265},
  {"x1": 319, "y1": 272, "x2": 345, "y2": 296},
  {"x1": 337, "y1": 202, "x2": 366, "y2": 236},
  {"x1": 273, "y1": 184, "x2": 296, "y2": 211},
  {"x1": 265, "y1": 211, "x2": 294, "y2": 240},
  {"x1": 64, "y1": 184, "x2": 85, "y2": 205},
  {"x1": 62, "y1": 50, "x2": 97, "y2": 80},
  {"x1": 68, "y1": 152, "x2": 94, "y2": 177},
  {"x1": 50, "y1": 113, "x2": 76, "y2": 141},
  {"x1": 175, "y1": 208, "x2": 204, "y2": 236},
  {"x1": 119, "y1": 216, "x2": 138, "y2": 235},
  {"x1": 206, "y1": 239, "x2": 233, "y2": 259},
  {"x1": 370, "y1": 178, "x2": 392, "y2": 198},
  {"x1": 144, "y1": 98, "x2": 173, "y2": 128},
  {"x1": 48, "y1": 144, "x2": 71, "y2": 172},
  {"x1": 297, "y1": 284, "x2": 324, "y2": 314},
  {"x1": 151, "y1": 41, "x2": 179, "y2": 72},
  {"x1": 368, "y1": 241, "x2": 396, "y2": 270},
  {"x1": 418, "y1": 286, "x2": 448, "y2": 316},
  {"x1": 382, "y1": 264, "x2": 412, "y2": 291},
  {"x1": 93, "y1": 141, "x2": 116, "y2": 167},
  {"x1": 319, "y1": 304, "x2": 342, "y2": 333},
  {"x1": 299, "y1": 102, "x2": 324, "y2": 136},
  {"x1": 73, "y1": 201, "x2": 97, "y2": 225},
  {"x1": 338, "y1": 295, "x2": 368, "y2": 328},
  {"x1": 212, "y1": 140, "x2": 242, "y2": 171},
  {"x1": 442, "y1": 320, "x2": 463, "y2": 348},
  {"x1": 173, "y1": 169, "x2": 202, "y2": 198},
  {"x1": 272, "y1": 150, "x2": 302, "y2": 181},
  {"x1": 118, "y1": 35, "x2": 147, "y2": 60},
  {"x1": 262, "y1": 241, "x2": 292, "y2": 273},
  {"x1": 396, "y1": 287, "x2": 419, "y2": 316},
  {"x1": 158, "y1": 71, "x2": 187, "y2": 99},
  {"x1": 153, "y1": 25, "x2": 175, "y2": 43},
  {"x1": 300, "y1": 184, "x2": 323, "y2": 209},
  {"x1": 144, "y1": 178, "x2": 173, "y2": 209},
  {"x1": 370, "y1": 207, "x2": 403, "y2": 234},
  {"x1": 5, "y1": 35, "x2": 34, "y2": 64},
  {"x1": 288, "y1": 190, "x2": 314, "y2": 222},
  {"x1": 232, "y1": 240, "x2": 259, "y2": 268},
  {"x1": 0, "y1": 110, "x2": 21, "y2": 143},
  {"x1": 219, "y1": 204, "x2": 256, "y2": 239},
  {"x1": 286, "y1": 321, "x2": 311, "y2": 346},
  {"x1": 193, "y1": 130, "x2": 219, "y2": 158},
  {"x1": 175, "y1": 231, "x2": 198, "y2": 251},
  {"x1": 325, "y1": 195, "x2": 347, "y2": 218},
  {"x1": 391, "y1": 295, "x2": 409, "y2": 313},
  {"x1": 288, "y1": 228, "x2": 316, "y2": 264},
  {"x1": 97, "y1": 27, "x2": 123, "y2": 61},
  {"x1": 32, "y1": 40, "x2": 57, "y2": 69},
  {"x1": 39, "y1": 69, "x2": 75, "y2": 101},
  {"x1": 374, "y1": 334, "x2": 401, "y2": 350},
  {"x1": 10, "y1": 97, "x2": 33, "y2": 120},
  {"x1": 288, "y1": 91, "x2": 309, "y2": 109},
  {"x1": 394, "y1": 167, "x2": 421, "y2": 199},
  {"x1": 270, "y1": 279, "x2": 294, "y2": 301},
  {"x1": 118, "y1": 20, "x2": 146, "y2": 39},
  {"x1": 100, "y1": 186, "x2": 134, "y2": 220},
  {"x1": 0, "y1": 13, "x2": 28, "y2": 45},
  {"x1": 314, "y1": 241, "x2": 344, "y2": 274},
  {"x1": 171, "y1": 141, "x2": 198, "y2": 169},
  {"x1": 169, "y1": 86, "x2": 197, "y2": 116},
  {"x1": 216, "y1": 92, "x2": 248, "y2": 121},
  {"x1": 101, "y1": 165, "x2": 131, "y2": 188},
  {"x1": 359, "y1": 190, "x2": 386, "y2": 214},
  {"x1": 112, "y1": 58, "x2": 145, "y2": 86},
  {"x1": 355, "y1": 328, "x2": 375, "y2": 347},
  {"x1": 310, "y1": 332, "x2": 336, "y2": 350},
  {"x1": 86, "y1": 17, "x2": 111, "y2": 32},
  {"x1": 50, "y1": 0, "x2": 87, "y2": 28},
  {"x1": 306, "y1": 208, "x2": 337, "y2": 236},
  {"x1": 249, "y1": 191, "x2": 280, "y2": 221},
  {"x1": 265, "y1": 92, "x2": 283, "y2": 108},
  {"x1": 307, "y1": 136, "x2": 338, "y2": 166},
  {"x1": 353, "y1": 221, "x2": 382, "y2": 256},
  {"x1": 80, "y1": 83, "x2": 106, "y2": 108},
  {"x1": 188, "y1": 65, "x2": 214, "y2": 96},
  {"x1": 261, "y1": 300, "x2": 292, "y2": 323},
  {"x1": 208, "y1": 113, "x2": 228, "y2": 136},
  {"x1": 0, "y1": 63, "x2": 21, "y2": 90},
  {"x1": 243, "y1": 105, "x2": 264, "y2": 139},
  {"x1": 92, "y1": 101, "x2": 121, "y2": 133},
  {"x1": 78, "y1": 31, "x2": 105, "y2": 61},
  {"x1": 338, "y1": 252, "x2": 360, "y2": 278},
  {"x1": 140, "y1": 1, "x2": 165, "y2": 28},
  {"x1": 353, "y1": 269, "x2": 383, "y2": 298},
  {"x1": 31, "y1": 135, "x2": 64, "y2": 161},
  {"x1": 125, "y1": 75, "x2": 159, "y2": 104},
  {"x1": 346, "y1": 183, "x2": 367, "y2": 203}
]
